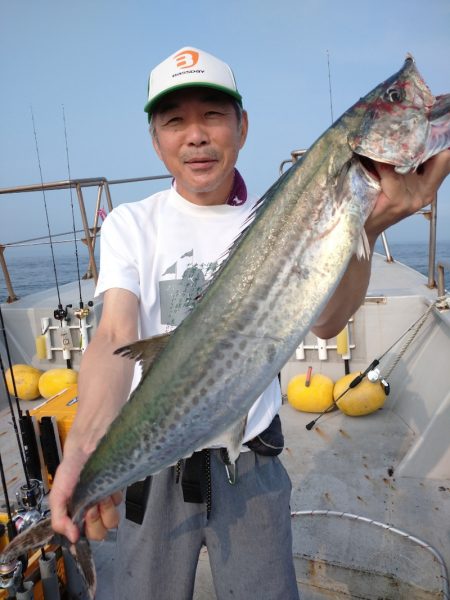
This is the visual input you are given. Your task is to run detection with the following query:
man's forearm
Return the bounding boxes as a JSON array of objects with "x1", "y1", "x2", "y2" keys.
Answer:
[
  {"x1": 66, "y1": 331, "x2": 136, "y2": 457},
  {"x1": 312, "y1": 241, "x2": 374, "y2": 340}
]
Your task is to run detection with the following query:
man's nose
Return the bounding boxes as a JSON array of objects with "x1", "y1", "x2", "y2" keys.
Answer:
[{"x1": 185, "y1": 122, "x2": 209, "y2": 146}]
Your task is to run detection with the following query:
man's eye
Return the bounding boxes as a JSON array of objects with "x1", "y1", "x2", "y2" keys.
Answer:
[{"x1": 163, "y1": 117, "x2": 182, "y2": 126}]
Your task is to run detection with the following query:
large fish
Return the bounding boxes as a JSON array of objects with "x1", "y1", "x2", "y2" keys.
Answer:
[{"x1": 2, "y1": 56, "x2": 449, "y2": 597}]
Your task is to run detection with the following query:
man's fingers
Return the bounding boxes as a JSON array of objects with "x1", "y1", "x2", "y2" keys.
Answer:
[
  {"x1": 84, "y1": 495, "x2": 121, "y2": 541},
  {"x1": 99, "y1": 496, "x2": 121, "y2": 530},
  {"x1": 85, "y1": 505, "x2": 108, "y2": 541},
  {"x1": 50, "y1": 508, "x2": 80, "y2": 544},
  {"x1": 49, "y1": 484, "x2": 80, "y2": 543},
  {"x1": 111, "y1": 490, "x2": 123, "y2": 506}
]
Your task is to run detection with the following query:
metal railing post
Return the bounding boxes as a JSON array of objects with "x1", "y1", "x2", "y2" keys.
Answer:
[
  {"x1": 75, "y1": 183, "x2": 99, "y2": 283},
  {"x1": 427, "y1": 195, "x2": 437, "y2": 289},
  {"x1": 0, "y1": 245, "x2": 18, "y2": 303}
]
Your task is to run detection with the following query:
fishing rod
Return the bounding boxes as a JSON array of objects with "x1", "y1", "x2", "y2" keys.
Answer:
[
  {"x1": 0, "y1": 449, "x2": 34, "y2": 599},
  {"x1": 0, "y1": 450, "x2": 17, "y2": 542},
  {"x1": 62, "y1": 105, "x2": 83, "y2": 310},
  {"x1": 31, "y1": 107, "x2": 72, "y2": 369},
  {"x1": 1, "y1": 304, "x2": 46, "y2": 511},
  {"x1": 62, "y1": 105, "x2": 93, "y2": 351},
  {"x1": 305, "y1": 359, "x2": 382, "y2": 430},
  {"x1": 326, "y1": 49, "x2": 334, "y2": 125},
  {"x1": 305, "y1": 302, "x2": 436, "y2": 430},
  {"x1": 0, "y1": 306, "x2": 31, "y2": 487}
]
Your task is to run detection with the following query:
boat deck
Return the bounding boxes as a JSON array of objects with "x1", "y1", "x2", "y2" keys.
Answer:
[{"x1": 0, "y1": 254, "x2": 449, "y2": 598}]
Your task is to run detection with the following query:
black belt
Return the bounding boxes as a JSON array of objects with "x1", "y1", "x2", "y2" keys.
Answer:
[{"x1": 125, "y1": 414, "x2": 284, "y2": 524}]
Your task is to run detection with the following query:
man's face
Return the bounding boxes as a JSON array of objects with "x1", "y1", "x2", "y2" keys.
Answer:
[{"x1": 151, "y1": 88, "x2": 248, "y2": 206}]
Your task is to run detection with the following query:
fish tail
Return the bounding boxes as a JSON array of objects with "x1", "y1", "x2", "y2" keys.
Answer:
[
  {"x1": 0, "y1": 517, "x2": 56, "y2": 563},
  {"x1": 0, "y1": 518, "x2": 96, "y2": 600},
  {"x1": 66, "y1": 537, "x2": 96, "y2": 599}
]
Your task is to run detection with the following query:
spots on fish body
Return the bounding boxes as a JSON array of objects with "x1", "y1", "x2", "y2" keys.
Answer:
[{"x1": 266, "y1": 345, "x2": 277, "y2": 364}]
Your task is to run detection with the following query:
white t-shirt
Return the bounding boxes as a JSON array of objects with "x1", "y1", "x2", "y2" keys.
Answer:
[{"x1": 95, "y1": 185, "x2": 281, "y2": 444}]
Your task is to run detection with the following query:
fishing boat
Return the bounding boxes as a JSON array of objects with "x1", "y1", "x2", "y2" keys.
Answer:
[{"x1": 0, "y1": 159, "x2": 449, "y2": 599}]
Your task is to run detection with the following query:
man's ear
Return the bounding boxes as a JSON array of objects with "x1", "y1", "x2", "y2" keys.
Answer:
[
  {"x1": 239, "y1": 110, "x2": 249, "y2": 149},
  {"x1": 151, "y1": 129, "x2": 163, "y2": 161}
]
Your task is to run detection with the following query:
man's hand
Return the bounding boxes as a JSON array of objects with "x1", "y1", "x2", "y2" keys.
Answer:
[
  {"x1": 365, "y1": 149, "x2": 450, "y2": 240},
  {"x1": 313, "y1": 148, "x2": 450, "y2": 339},
  {"x1": 49, "y1": 441, "x2": 122, "y2": 544}
]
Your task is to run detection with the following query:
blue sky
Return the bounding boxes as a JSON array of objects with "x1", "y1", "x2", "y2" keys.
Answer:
[{"x1": 1, "y1": 0, "x2": 449, "y2": 251}]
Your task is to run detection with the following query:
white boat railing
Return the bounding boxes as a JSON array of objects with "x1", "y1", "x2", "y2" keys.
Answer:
[
  {"x1": 0, "y1": 174, "x2": 171, "y2": 302},
  {"x1": 0, "y1": 166, "x2": 446, "y2": 303}
]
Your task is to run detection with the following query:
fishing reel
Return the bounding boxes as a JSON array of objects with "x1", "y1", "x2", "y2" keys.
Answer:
[
  {"x1": 15, "y1": 480, "x2": 44, "y2": 512},
  {"x1": 0, "y1": 558, "x2": 25, "y2": 592},
  {"x1": 53, "y1": 304, "x2": 71, "y2": 323},
  {"x1": 73, "y1": 300, "x2": 93, "y2": 321},
  {"x1": 366, "y1": 367, "x2": 390, "y2": 395},
  {"x1": 13, "y1": 509, "x2": 46, "y2": 535},
  {"x1": 12, "y1": 480, "x2": 46, "y2": 535}
]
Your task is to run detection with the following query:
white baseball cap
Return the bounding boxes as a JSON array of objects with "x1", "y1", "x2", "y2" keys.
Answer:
[{"x1": 144, "y1": 47, "x2": 242, "y2": 117}]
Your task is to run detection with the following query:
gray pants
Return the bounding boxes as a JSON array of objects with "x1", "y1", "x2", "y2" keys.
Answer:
[{"x1": 113, "y1": 449, "x2": 299, "y2": 599}]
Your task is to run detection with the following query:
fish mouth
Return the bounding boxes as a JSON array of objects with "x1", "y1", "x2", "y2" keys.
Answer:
[
  {"x1": 356, "y1": 155, "x2": 381, "y2": 181},
  {"x1": 355, "y1": 154, "x2": 428, "y2": 180}
]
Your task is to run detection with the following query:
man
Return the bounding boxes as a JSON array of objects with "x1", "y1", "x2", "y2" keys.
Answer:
[{"x1": 50, "y1": 47, "x2": 450, "y2": 599}]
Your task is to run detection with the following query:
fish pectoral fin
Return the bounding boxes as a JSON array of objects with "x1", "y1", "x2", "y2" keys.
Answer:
[
  {"x1": 356, "y1": 228, "x2": 371, "y2": 260},
  {"x1": 67, "y1": 537, "x2": 96, "y2": 600},
  {"x1": 114, "y1": 332, "x2": 172, "y2": 376},
  {"x1": 225, "y1": 416, "x2": 248, "y2": 465},
  {"x1": 0, "y1": 519, "x2": 96, "y2": 599}
]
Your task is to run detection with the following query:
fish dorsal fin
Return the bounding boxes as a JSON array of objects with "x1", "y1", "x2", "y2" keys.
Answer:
[
  {"x1": 114, "y1": 332, "x2": 172, "y2": 377},
  {"x1": 196, "y1": 170, "x2": 295, "y2": 302}
]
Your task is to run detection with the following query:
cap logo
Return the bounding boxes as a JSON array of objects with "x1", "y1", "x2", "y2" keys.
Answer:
[{"x1": 174, "y1": 50, "x2": 199, "y2": 70}]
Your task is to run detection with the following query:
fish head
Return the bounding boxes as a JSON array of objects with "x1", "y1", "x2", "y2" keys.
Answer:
[{"x1": 349, "y1": 55, "x2": 450, "y2": 174}]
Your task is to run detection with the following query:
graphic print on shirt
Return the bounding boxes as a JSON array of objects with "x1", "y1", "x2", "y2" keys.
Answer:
[{"x1": 159, "y1": 249, "x2": 218, "y2": 328}]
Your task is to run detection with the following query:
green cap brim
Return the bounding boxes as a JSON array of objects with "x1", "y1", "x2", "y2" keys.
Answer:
[{"x1": 144, "y1": 82, "x2": 243, "y2": 118}]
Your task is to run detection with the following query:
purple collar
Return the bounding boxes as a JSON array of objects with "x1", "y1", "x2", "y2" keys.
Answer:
[{"x1": 226, "y1": 169, "x2": 247, "y2": 206}]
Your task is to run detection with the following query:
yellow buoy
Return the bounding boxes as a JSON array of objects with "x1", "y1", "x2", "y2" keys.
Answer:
[
  {"x1": 334, "y1": 372, "x2": 386, "y2": 416},
  {"x1": 287, "y1": 372, "x2": 334, "y2": 413},
  {"x1": 5, "y1": 364, "x2": 43, "y2": 401},
  {"x1": 38, "y1": 368, "x2": 78, "y2": 399}
]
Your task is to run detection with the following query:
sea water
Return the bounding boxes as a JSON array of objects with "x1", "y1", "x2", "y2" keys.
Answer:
[{"x1": 1, "y1": 242, "x2": 450, "y2": 303}]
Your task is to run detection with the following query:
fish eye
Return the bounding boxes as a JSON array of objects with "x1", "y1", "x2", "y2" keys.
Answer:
[{"x1": 384, "y1": 86, "x2": 405, "y2": 103}]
